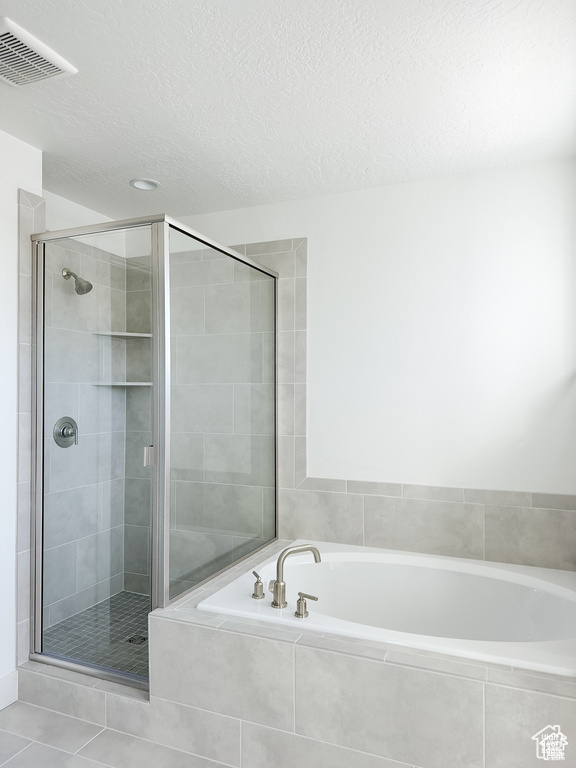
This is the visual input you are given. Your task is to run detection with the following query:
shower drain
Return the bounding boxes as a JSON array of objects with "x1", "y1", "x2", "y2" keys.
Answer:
[{"x1": 126, "y1": 635, "x2": 147, "y2": 645}]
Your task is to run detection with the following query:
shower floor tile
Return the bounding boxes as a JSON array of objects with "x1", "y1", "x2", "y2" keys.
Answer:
[{"x1": 43, "y1": 591, "x2": 150, "y2": 680}]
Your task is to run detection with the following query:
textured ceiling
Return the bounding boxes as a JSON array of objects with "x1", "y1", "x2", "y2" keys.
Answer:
[{"x1": 0, "y1": 0, "x2": 575, "y2": 218}]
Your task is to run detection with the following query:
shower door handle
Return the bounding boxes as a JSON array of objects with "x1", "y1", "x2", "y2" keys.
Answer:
[{"x1": 143, "y1": 445, "x2": 156, "y2": 467}]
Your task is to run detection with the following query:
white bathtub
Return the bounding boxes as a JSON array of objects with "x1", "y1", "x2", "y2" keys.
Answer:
[{"x1": 197, "y1": 540, "x2": 576, "y2": 676}]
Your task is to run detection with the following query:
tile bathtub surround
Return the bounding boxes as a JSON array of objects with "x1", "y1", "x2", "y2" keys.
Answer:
[
  {"x1": 296, "y1": 645, "x2": 483, "y2": 768},
  {"x1": 485, "y1": 504, "x2": 576, "y2": 570},
  {"x1": 278, "y1": 484, "x2": 576, "y2": 570},
  {"x1": 146, "y1": 569, "x2": 575, "y2": 768},
  {"x1": 156, "y1": 540, "x2": 575, "y2": 764},
  {"x1": 16, "y1": 534, "x2": 576, "y2": 768},
  {"x1": 241, "y1": 723, "x2": 415, "y2": 768},
  {"x1": 364, "y1": 495, "x2": 485, "y2": 559},
  {"x1": 485, "y1": 684, "x2": 576, "y2": 768},
  {"x1": 146, "y1": 604, "x2": 576, "y2": 768},
  {"x1": 150, "y1": 618, "x2": 295, "y2": 731}
]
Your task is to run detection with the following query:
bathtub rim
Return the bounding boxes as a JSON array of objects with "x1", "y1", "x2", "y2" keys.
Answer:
[{"x1": 192, "y1": 539, "x2": 576, "y2": 678}]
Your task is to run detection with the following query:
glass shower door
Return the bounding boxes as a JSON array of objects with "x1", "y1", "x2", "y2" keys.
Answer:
[{"x1": 39, "y1": 226, "x2": 154, "y2": 680}]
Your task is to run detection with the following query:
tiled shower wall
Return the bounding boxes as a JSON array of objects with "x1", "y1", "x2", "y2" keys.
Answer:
[
  {"x1": 123, "y1": 257, "x2": 153, "y2": 596},
  {"x1": 42, "y1": 239, "x2": 127, "y2": 627},
  {"x1": 43, "y1": 244, "x2": 156, "y2": 611}
]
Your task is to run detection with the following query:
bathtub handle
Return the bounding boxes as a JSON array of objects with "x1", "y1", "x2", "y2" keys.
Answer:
[
  {"x1": 251, "y1": 572, "x2": 265, "y2": 600},
  {"x1": 295, "y1": 592, "x2": 318, "y2": 619}
]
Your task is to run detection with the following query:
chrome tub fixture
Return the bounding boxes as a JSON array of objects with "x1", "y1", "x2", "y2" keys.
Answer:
[
  {"x1": 251, "y1": 571, "x2": 265, "y2": 599},
  {"x1": 295, "y1": 591, "x2": 318, "y2": 619},
  {"x1": 270, "y1": 544, "x2": 321, "y2": 609}
]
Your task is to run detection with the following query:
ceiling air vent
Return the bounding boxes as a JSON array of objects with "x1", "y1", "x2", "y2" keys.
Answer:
[{"x1": 0, "y1": 17, "x2": 77, "y2": 87}]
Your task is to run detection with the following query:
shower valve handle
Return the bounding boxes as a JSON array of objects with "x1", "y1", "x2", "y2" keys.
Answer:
[
  {"x1": 61, "y1": 425, "x2": 77, "y2": 443},
  {"x1": 53, "y1": 417, "x2": 78, "y2": 448}
]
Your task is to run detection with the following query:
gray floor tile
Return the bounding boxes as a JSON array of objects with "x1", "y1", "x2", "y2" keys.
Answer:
[
  {"x1": 78, "y1": 730, "x2": 223, "y2": 767},
  {"x1": 2, "y1": 741, "x2": 106, "y2": 767},
  {"x1": 0, "y1": 702, "x2": 103, "y2": 754},
  {"x1": 0, "y1": 731, "x2": 30, "y2": 766}
]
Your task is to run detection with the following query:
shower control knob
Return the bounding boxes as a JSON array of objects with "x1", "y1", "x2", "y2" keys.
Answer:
[{"x1": 53, "y1": 417, "x2": 78, "y2": 448}]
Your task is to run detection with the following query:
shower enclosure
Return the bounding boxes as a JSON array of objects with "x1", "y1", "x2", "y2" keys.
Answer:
[{"x1": 30, "y1": 215, "x2": 277, "y2": 684}]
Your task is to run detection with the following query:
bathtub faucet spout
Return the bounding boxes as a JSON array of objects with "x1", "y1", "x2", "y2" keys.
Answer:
[{"x1": 271, "y1": 544, "x2": 321, "y2": 609}]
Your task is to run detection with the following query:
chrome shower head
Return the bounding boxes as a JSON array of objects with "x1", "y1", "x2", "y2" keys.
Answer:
[{"x1": 62, "y1": 267, "x2": 93, "y2": 295}]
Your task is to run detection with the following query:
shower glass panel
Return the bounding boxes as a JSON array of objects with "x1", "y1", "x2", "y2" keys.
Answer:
[
  {"x1": 40, "y1": 226, "x2": 153, "y2": 681},
  {"x1": 167, "y1": 227, "x2": 276, "y2": 600}
]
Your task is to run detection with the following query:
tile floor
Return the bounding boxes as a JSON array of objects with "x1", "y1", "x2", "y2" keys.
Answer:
[
  {"x1": 0, "y1": 701, "x2": 222, "y2": 767},
  {"x1": 43, "y1": 593, "x2": 150, "y2": 680}
]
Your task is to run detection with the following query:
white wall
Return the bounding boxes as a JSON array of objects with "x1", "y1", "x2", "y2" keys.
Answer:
[
  {"x1": 44, "y1": 190, "x2": 112, "y2": 232},
  {"x1": 44, "y1": 190, "x2": 183, "y2": 258},
  {"x1": 0, "y1": 129, "x2": 42, "y2": 709},
  {"x1": 43, "y1": 190, "x2": 132, "y2": 256},
  {"x1": 182, "y1": 159, "x2": 576, "y2": 494}
]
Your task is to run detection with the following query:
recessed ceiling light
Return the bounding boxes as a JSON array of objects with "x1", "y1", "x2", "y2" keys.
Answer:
[{"x1": 129, "y1": 178, "x2": 161, "y2": 191}]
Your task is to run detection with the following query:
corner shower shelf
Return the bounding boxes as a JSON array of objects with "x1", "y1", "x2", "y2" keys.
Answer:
[
  {"x1": 92, "y1": 382, "x2": 152, "y2": 387},
  {"x1": 93, "y1": 332, "x2": 152, "y2": 339},
  {"x1": 93, "y1": 332, "x2": 152, "y2": 387}
]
